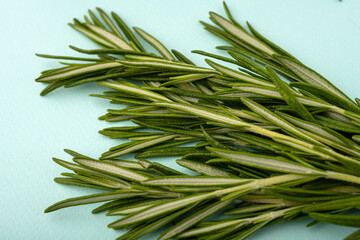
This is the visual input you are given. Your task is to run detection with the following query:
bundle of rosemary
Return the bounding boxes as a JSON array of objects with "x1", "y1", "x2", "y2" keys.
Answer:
[{"x1": 37, "y1": 3, "x2": 360, "y2": 240}]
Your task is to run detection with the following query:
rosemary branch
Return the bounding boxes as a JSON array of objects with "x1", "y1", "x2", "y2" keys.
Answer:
[{"x1": 38, "y1": 3, "x2": 360, "y2": 240}]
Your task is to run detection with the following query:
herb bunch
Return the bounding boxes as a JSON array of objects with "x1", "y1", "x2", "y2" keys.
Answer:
[{"x1": 38, "y1": 3, "x2": 360, "y2": 240}]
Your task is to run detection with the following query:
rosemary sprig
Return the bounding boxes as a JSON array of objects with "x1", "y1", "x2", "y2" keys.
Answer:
[{"x1": 38, "y1": 3, "x2": 360, "y2": 240}]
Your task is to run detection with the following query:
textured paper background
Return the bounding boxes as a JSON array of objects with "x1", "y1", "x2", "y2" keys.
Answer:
[{"x1": 1, "y1": 0, "x2": 359, "y2": 239}]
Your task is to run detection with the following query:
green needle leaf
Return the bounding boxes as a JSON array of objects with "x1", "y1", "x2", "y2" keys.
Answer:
[
  {"x1": 142, "y1": 176, "x2": 249, "y2": 187},
  {"x1": 309, "y1": 212, "x2": 360, "y2": 228},
  {"x1": 160, "y1": 73, "x2": 213, "y2": 87},
  {"x1": 54, "y1": 177, "x2": 111, "y2": 190},
  {"x1": 176, "y1": 159, "x2": 234, "y2": 177},
  {"x1": 70, "y1": 23, "x2": 118, "y2": 48},
  {"x1": 228, "y1": 50, "x2": 269, "y2": 78},
  {"x1": 171, "y1": 49, "x2": 195, "y2": 65},
  {"x1": 207, "y1": 147, "x2": 324, "y2": 175},
  {"x1": 36, "y1": 62, "x2": 122, "y2": 82},
  {"x1": 98, "y1": 80, "x2": 172, "y2": 102},
  {"x1": 96, "y1": 8, "x2": 124, "y2": 38},
  {"x1": 74, "y1": 158, "x2": 150, "y2": 182},
  {"x1": 117, "y1": 58, "x2": 217, "y2": 74},
  {"x1": 87, "y1": 10, "x2": 105, "y2": 28},
  {"x1": 356, "y1": 98, "x2": 360, "y2": 106},
  {"x1": 225, "y1": 203, "x2": 281, "y2": 215},
  {"x1": 111, "y1": 12, "x2": 146, "y2": 52},
  {"x1": 267, "y1": 66, "x2": 316, "y2": 122},
  {"x1": 246, "y1": 22, "x2": 296, "y2": 59},
  {"x1": 85, "y1": 23, "x2": 133, "y2": 50},
  {"x1": 302, "y1": 196, "x2": 360, "y2": 213},
  {"x1": 153, "y1": 102, "x2": 249, "y2": 128},
  {"x1": 241, "y1": 97, "x2": 320, "y2": 145},
  {"x1": 209, "y1": 12, "x2": 274, "y2": 55},
  {"x1": 108, "y1": 192, "x2": 214, "y2": 228},
  {"x1": 234, "y1": 220, "x2": 271, "y2": 240},
  {"x1": 344, "y1": 229, "x2": 360, "y2": 240},
  {"x1": 138, "y1": 159, "x2": 185, "y2": 176},
  {"x1": 177, "y1": 219, "x2": 247, "y2": 238},
  {"x1": 291, "y1": 82, "x2": 360, "y2": 114},
  {"x1": 232, "y1": 84, "x2": 332, "y2": 109},
  {"x1": 205, "y1": 59, "x2": 273, "y2": 87},
  {"x1": 101, "y1": 134, "x2": 177, "y2": 159},
  {"x1": 92, "y1": 199, "x2": 138, "y2": 214},
  {"x1": 45, "y1": 190, "x2": 145, "y2": 213},
  {"x1": 64, "y1": 149, "x2": 94, "y2": 160},
  {"x1": 353, "y1": 135, "x2": 360, "y2": 144},
  {"x1": 61, "y1": 172, "x2": 128, "y2": 189},
  {"x1": 277, "y1": 112, "x2": 354, "y2": 148},
  {"x1": 222, "y1": 2, "x2": 246, "y2": 31},
  {"x1": 135, "y1": 147, "x2": 207, "y2": 158},
  {"x1": 103, "y1": 159, "x2": 144, "y2": 170},
  {"x1": 158, "y1": 196, "x2": 238, "y2": 240},
  {"x1": 116, "y1": 204, "x2": 196, "y2": 240},
  {"x1": 133, "y1": 27, "x2": 174, "y2": 60},
  {"x1": 315, "y1": 115, "x2": 360, "y2": 134},
  {"x1": 275, "y1": 55, "x2": 355, "y2": 105}
]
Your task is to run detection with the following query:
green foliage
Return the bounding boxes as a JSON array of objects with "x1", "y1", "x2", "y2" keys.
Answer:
[{"x1": 37, "y1": 4, "x2": 360, "y2": 240}]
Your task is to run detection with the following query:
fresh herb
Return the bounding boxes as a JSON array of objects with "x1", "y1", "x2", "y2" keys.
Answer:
[{"x1": 38, "y1": 3, "x2": 360, "y2": 239}]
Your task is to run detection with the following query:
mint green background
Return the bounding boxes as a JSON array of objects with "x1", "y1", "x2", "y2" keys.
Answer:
[{"x1": 1, "y1": 0, "x2": 359, "y2": 239}]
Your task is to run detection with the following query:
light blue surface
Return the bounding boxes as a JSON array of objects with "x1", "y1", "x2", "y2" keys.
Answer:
[{"x1": 1, "y1": 0, "x2": 360, "y2": 239}]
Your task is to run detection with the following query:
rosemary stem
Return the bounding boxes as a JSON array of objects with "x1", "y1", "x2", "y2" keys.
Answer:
[
  {"x1": 214, "y1": 174, "x2": 307, "y2": 198},
  {"x1": 177, "y1": 205, "x2": 304, "y2": 238},
  {"x1": 326, "y1": 171, "x2": 360, "y2": 185},
  {"x1": 248, "y1": 125, "x2": 333, "y2": 160},
  {"x1": 251, "y1": 205, "x2": 303, "y2": 223}
]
